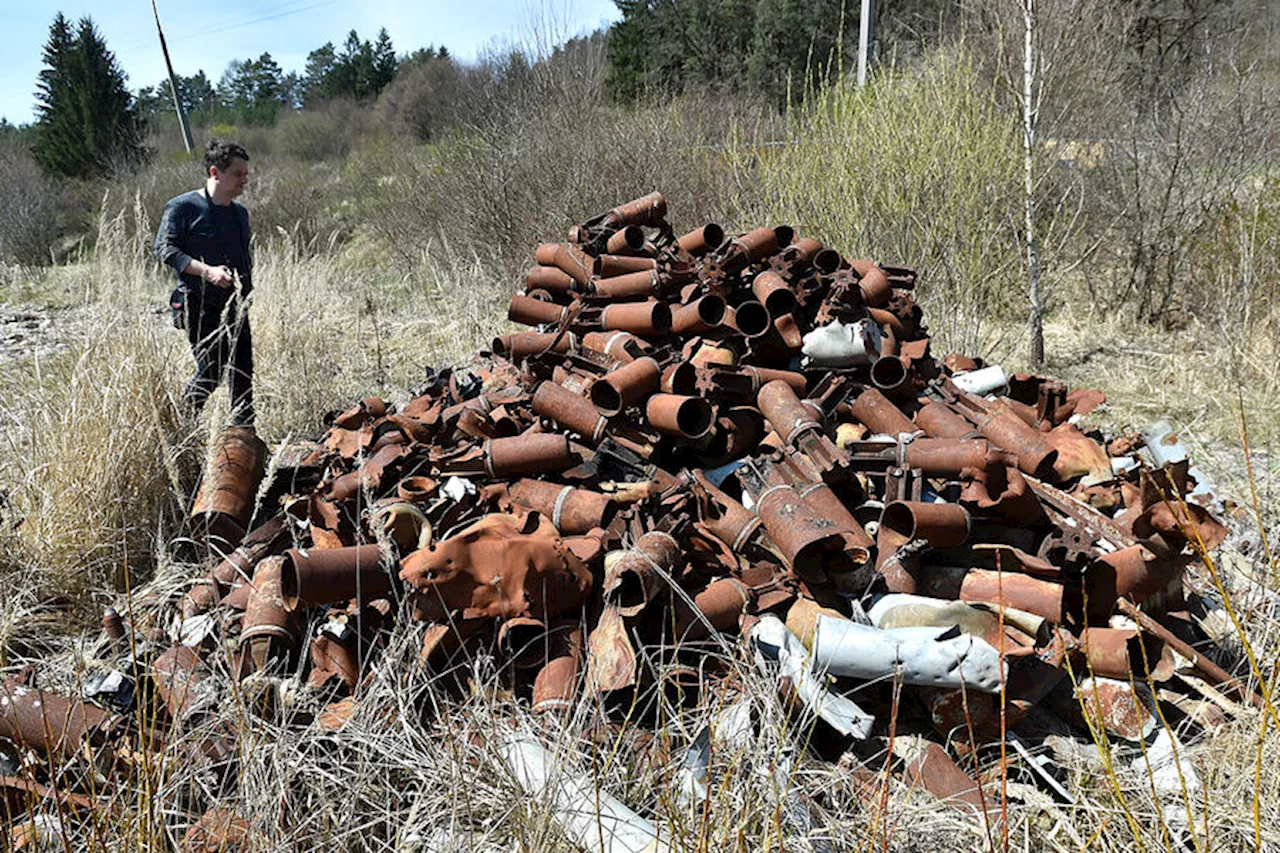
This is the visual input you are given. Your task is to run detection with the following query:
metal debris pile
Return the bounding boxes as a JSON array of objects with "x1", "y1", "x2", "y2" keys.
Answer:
[{"x1": 0, "y1": 193, "x2": 1256, "y2": 847}]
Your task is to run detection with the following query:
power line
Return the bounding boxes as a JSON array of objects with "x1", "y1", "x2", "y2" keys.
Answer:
[{"x1": 170, "y1": 0, "x2": 345, "y2": 43}]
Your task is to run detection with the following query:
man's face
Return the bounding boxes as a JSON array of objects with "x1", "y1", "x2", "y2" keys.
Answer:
[{"x1": 211, "y1": 157, "x2": 250, "y2": 198}]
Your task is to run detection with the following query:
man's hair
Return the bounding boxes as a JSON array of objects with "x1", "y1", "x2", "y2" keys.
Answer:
[{"x1": 204, "y1": 139, "x2": 249, "y2": 176}]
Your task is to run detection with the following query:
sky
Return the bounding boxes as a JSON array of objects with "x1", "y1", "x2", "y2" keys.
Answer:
[{"x1": 0, "y1": 0, "x2": 620, "y2": 126}]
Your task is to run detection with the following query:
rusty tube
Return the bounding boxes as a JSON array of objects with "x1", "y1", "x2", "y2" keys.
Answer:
[
  {"x1": 524, "y1": 265, "x2": 577, "y2": 295},
  {"x1": 506, "y1": 480, "x2": 617, "y2": 534},
  {"x1": 606, "y1": 225, "x2": 646, "y2": 255},
  {"x1": 725, "y1": 300, "x2": 771, "y2": 337},
  {"x1": 645, "y1": 394, "x2": 714, "y2": 439},
  {"x1": 797, "y1": 481, "x2": 874, "y2": 551},
  {"x1": 492, "y1": 331, "x2": 575, "y2": 359},
  {"x1": 677, "y1": 223, "x2": 725, "y2": 256},
  {"x1": 191, "y1": 426, "x2": 267, "y2": 545},
  {"x1": 280, "y1": 544, "x2": 389, "y2": 611},
  {"x1": 752, "y1": 271, "x2": 797, "y2": 317},
  {"x1": 671, "y1": 295, "x2": 727, "y2": 335},
  {"x1": 532, "y1": 381, "x2": 608, "y2": 443},
  {"x1": 599, "y1": 301, "x2": 672, "y2": 336},
  {"x1": 850, "y1": 259, "x2": 892, "y2": 308},
  {"x1": 903, "y1": 439, "x2": 1017, "y2": 478},
  {"x1": 582, "y1": 330, "x2": 649, "y2": 363},
  {"x1": 593, "y1": 269, "x2": 659, "y2": 300},
  {"x1": 970, "y1": 402, "x2": 1059, "y2": 479},
  {"x1": 590, "y1": 357, "x2": 662, "y2": 416},
  {"x1": 509, "y1": 293, "x2": 568, "y2": 327},
  {"x1": 757, "y1": 380, "x2": 823, "y2": 446},
  {"x1": 915, "y1": 401, "x2": 974, "y2": 440},
  {"x1": 601, "y1": 191, "x2": 667, "y2": 229},
  {"x1": 598, "y1": 254, "x2": 657, "y2": 277},
  {"x1": 242, "y1": 556, "x2": 300, "y2": 648},
  {"x1": 0, "y1": 680, "x2": 114, "y2": 762},
  {"x1": 552, "y1": 243, "x2": 598, "y2": 287},
  {"x1": 533, "y1": 623, "x2": 585, "y2": 714},
  {"x1": 605, "y1": 531, "x2": 683, "y2": 617},
  {"x1": 674, "y1": 578, "x2": 750, "y2": 639},
  {"x1": 693, "y1": 471, "x2": 763, "y2": 552},
  {"x1": 484, "y1": 434, "x2": 579, "y2": 478},
  {"x1": 880, "y1": 502, "x2": 971, "y2": 549},
  {"x1": 755, "y1": 483, "x2": 848, "y2": 583},
  {"x1": 849, "y1": 388, "x2": 916, "y2": 436}
]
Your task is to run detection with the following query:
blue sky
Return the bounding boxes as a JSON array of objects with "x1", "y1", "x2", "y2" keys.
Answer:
[{"x1": 0, "y1": 0, "x2": 620, "y2": 125}]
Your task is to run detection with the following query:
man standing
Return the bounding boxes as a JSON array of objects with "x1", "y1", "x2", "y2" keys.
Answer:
[{"x1": 154, "y1": 139, "x2": 255, "y2": 428}]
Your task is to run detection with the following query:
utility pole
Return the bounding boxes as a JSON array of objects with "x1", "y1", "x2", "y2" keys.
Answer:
[
  {"x1": 857, "y1": 0, "x2": 875, "y2": 86},
  {"x1": 151, "y1": 0, "x2": 193, "y2": 153}
]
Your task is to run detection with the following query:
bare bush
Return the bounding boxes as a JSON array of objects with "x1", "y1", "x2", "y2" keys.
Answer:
[
  {"x1": 274, "y1": 98, "x2": 375, "y2": 162},
  {"x1": 0, "y1": 138, "x2": 64, "y2": 265}
]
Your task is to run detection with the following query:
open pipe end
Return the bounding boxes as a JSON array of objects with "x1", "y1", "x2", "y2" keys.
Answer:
[
  {"x1": 734, "y1": 301, "x2": 771, "y2": 338},
  {"x1": 677, "y1": 398, "x2": 714, "y2": 439},
  {"x1": 813, "y1": 248, "x2": 844, "y2": 275},
  {"x1": 280, "y1": 553, "x2": 302, "y2": 612},
  {"x1": 589, "y1": 382, "x2": 624, "y2": 417},
  {"x1": 870, "y1": 356, "x2": 907, "y2": 392}
]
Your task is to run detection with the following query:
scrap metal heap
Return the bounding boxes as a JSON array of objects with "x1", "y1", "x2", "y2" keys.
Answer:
[{"x1": 0, "y1": 192, "x2": 1257, "y2": 843}]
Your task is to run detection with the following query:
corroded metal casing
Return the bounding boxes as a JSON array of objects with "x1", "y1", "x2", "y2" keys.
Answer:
[
  {"x1": 757, "y1": 380, "x2": 823, "y2": 447},
  {"x1": 880, "y1": 501, "x2": 971, "y2": 549},
  {"x1": 492, "y1": 331, "x2": 575, "y2": 360},
  {"x1": 674, "y1": 578, "x2": 750, "y2": 639},
  {"x1": 752, "y1": 271, "x2": 797, "y2": 317},
  {"x1": 581, "y1": 330, "x2": 649, "y2": 363},
  {"x1": 552, "y1": 243, "x2": 599, "y2": 287},
  {"x1": 704, "y1": 406, "x2": 767, "y2": 464},
  {"x1": 484, "y1": 434, "x2": 579, "y2": 478},
  {"x1": 499, "y1": 616, "x2": 551, "y2": 669},
  {"x1": 605, "y1": 225, "x2": 646, "y2": 255},
  {"x1": 533, "y1": 381, "x2": 608, "y2": 442},
  {"x1": 0, "y1": 679, "x2": 114, "y2": 762},
  {"x1": 671, "y1": 295, "x2": 726, "y2": 334},
  {"x1": 795, "y1": 481, "x2": 874, "y2": 552},
  {"x1": 280, "y1": 544, "x2": 389, "y2": 611},
  {"x1": 599, "y1": 301, "x2": 673, "y2": 336},
  {"x1": 508, "y1": 293, "x2": 568, "y2": 327},
  {"x1": 915, "y1": 401, "x2": 974, "y2": 439},
  {"x1": 850, "y1": 259, "x2": 892, "y2": 307},
  {"x1": 152, "y1": 645, "x2": 211, "y2": 725},
  {"x1": 903, "y1": 438, "x2": 1016, "y2": 478},
  {"x1": 524, "y1": 265, "x2": 577, "y2": 295},
  {"x1": 970, "y1": 401, "x2": 1059, "y2": 479},
  {"x1": 603, "y1": 531, "x2": 683, "y2": 617},
  {"x1": 593, "y1": 269, "x2": 659, "y2": 300},
  {"x1": 676, "y1": 223, "x2": 724, "y2": 256},
  {"x1": 870, "y1": 355, "x2": 912, "y2": 398},
  {"x1": 598, "y1": 254, "x2": 657, "y2": 277},
  {"x1": 506, "y1": 480, "x2": 617, "y2": 535},
  {"x1": 532, "y1": 623, "x2": 585, "y2": 714},
  {"x1": 242, "y1": 556, "x2": 301, "y2": 650},
  {"x1": 1075, "y1": 627, "x2": 1168, "y2": 681},
  {"x1": 754, "y1": 482, "x2": 847, "y2": 582},
  {"x1": 534, "y1": 242, "x2": 564, "y2": 266},
  {"x1": 693, "y1": 471, "x2": 763, "y2": 552},
  {"x1": 1092, "y1": 543, "x2": 1173, "y2": 606},
  {"x1": 191, "y1": 426, "x2": 268, "y2": 547},
  {"x1": 601, "y1": 191, "x2": 667, "y2": 229},
  {"x1": 590, "y1": 357, "x2": 662, "y2": 416},
  {"x1": 849, "y1": 388, "x2": 916, "y2": 436},
  {"x1": 645, "y1": 394, "x2": 714, "y2": 439},
  {"x1": 945, "y1": 569, "x2": 1066, "y2": 623},
  {"x1": 724, "y1": 301, "x2": 770, "y2": 338}
]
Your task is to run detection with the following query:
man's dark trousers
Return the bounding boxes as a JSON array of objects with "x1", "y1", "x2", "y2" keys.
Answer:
[{"x1": 184, "y1": 285, "x2": 254, "y2": 428}]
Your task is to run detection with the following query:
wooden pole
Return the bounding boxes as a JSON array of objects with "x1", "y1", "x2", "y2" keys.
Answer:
[{"x1": 151, "y1": 0, "x2": 194, "y2": 153}]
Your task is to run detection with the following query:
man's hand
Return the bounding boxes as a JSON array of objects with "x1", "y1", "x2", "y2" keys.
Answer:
[{"x1": 204, "y1": 264, "x2": 235, "y2": 288}]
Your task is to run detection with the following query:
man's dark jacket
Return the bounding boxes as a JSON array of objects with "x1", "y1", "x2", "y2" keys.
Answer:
[{"x1": 154, "y1": 188, "x2": 253, "y2": 297}]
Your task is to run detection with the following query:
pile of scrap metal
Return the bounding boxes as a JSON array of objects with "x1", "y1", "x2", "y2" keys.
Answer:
[{"x1": 0, "y1": 192, "x2": 1255, "y2": 846}]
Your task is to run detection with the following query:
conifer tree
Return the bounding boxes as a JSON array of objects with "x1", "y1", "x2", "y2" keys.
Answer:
[{"x1": 32, "y1": 14, "x2": 143, "y2": 178}]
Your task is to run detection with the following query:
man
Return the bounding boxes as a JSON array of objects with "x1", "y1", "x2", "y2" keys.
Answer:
[{"x1": 154, "y1": 139, "x2": 255, "y2": 428}]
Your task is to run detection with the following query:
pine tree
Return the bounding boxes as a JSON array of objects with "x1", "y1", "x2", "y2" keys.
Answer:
[{"x1": 32, "y1": 14, "x2": 143, "y2": 178}]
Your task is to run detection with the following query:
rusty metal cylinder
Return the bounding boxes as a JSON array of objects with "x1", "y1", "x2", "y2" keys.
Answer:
[
  {"x1": 506, "y1": 480, "x2": 617, "y2": 535},
  {"x1": 752, "y1": 271, "x2": 797, "y2": 317},
  {"x1": 593, "y1": 269, "x2": 658, "y2": 300},
  {"x1": 671, "y1": 295, "x2": 727, "y2": 334},
  {"x1": 191, "y1": 426, "x2": 268, "y2": 546},
  {"x1": 694, "y1": 471, "x2": 762, "y2": 551},
  {"x1": 242, "y1": 556, "x2": 301, "y2": 647},
  {"x1": 551, "y1": 243, "x2": 598, "y2": 287},
  {"x1": 533, "y1": 381, "x2": 608, "y2": 442},
  {"x1": 921, "y1": 568, "x2": 1066, "y2": 623},
  {"x1": 152, "y1": 645, "x2": 210, "y2": 724},
  {"x1": 605, "y1": 531, "x2": 683, "y2": 616},
  {"x1": 797, "y1": 482, "x2": 874, "y2": 551},
  {"x1": 915, "y1": 401, "x2": 974, "y2": 439},
  {"x1": 534, "y1": 243, "x2": 564, "y2": 266},
  {"x1": 971, "y1": 402, "x2": 1059, "y2": 479},
  {"x1": 581, "y1": 330, "x2": 648, "y2": 363},
  {"x1": 813, "y1": 248, "x2": 845, "y2": 275},
  {"x1": 849, "y1": 388, "x2": 916, "y2": 436},
  {"x1": 705, "y1": 406, "x2": 768, "y2": 464},
  {"x1": 903, "y1": 439, "x2": 1016, "y2": 478},
  {"x1": 870, "y1": 355, "x2": 910, "y2": 398},
  {"x1": 524, "y1": 265, "x2": 577, "y2": 295},
  {"x1": 1094, "y1": 544, "x2": 1174, "y2": 606},
  {"x1": 484, "y1": 434, "x2": 578, "y2": 478},
  {"x1": 645, "y1": 394, "x2": 714, "y2": 439},
  {"x1": 599, "y1": 301, "x2": 672, "y2": 336},
  {"x1": 674, "y1": 578, "x2": 750, "y2": 639},
  {"x1": 0, "y1": 680, "x2": 113, "y2": 762},
  {"x1": 757, "y1": 380, "x2": 823, "y2": 447},
  {"x1": 851, "y1": 259, "x2": 893, "y2": 308},
  {"x1": 498, "y1": 617, "x2": 551, "y2": 669},
  {"x1": 606, "y1": 225, "x2": 646, "y2": 255},
  {"x1": 509, "y1": 293, "x2": 568, "y2": 327},
  {"x1": 597, "y1": 254, "x2": 657, "y2": 277},
  {"x1": 880, "y1": 501, "x2": 971, "y2": 548},
  {"x1": 590, "y1": 357, "x2": 662, "y2": 416},
  {"x1": 1076, "y1": 628, "x2": 1165, "y2": 681},
  {"x1": 533, "y1": 623, "x2": 585, "y2": 714},
  {"x1": 677, "y1": 223, "x2": 725, "y2": 256},
  {"x1": 491, "y1": 331, "x2": 575, "y2": 359},
  {"x1": 280, "y1": 544, "x2": 390, "y2": 611},
  {"x1": 726, "y1": 300, "x2": 771, "y2": 338},
  {"x1": 755, "y1": 483, "x2": 847, "y2": 582},
  {"x1": 602, "y1": 191, "x2": 667, "y2": 229}
]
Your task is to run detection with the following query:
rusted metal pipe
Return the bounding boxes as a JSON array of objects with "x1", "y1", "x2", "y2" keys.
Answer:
[
  {"x1": 590, "y1": 357, "x2": 662, "y2": 416},
  {"x1": 506, "y1": 480, "x2": 617, "y2": 534},
  {"x1": 645, "y1": 394, "x2": 714, "y2": 439},
  {"x1": 280, "y1": 544, "x2": 390, "y2": 611},
  {"x1": 533, "y1": 382, "x2": 609, "y2": 443},
  {"x1": 849, "y1": 388, "x2": 916, "y2": 436}
]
